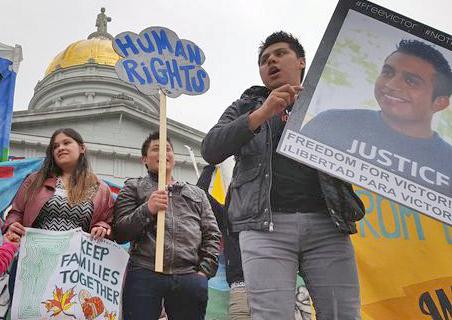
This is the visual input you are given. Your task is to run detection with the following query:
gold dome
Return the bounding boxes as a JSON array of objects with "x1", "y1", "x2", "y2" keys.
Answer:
[{"x1": 45, "y1": 38, "x2": 120, "y2": 76}]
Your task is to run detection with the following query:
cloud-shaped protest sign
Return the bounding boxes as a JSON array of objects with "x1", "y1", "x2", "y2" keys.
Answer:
[{"x1": 113, "y1": 27, "x2": 210, "y2": 98}]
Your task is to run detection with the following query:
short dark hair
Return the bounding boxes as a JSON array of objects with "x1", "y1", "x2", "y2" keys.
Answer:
[
  {"x1": 141, "y1": 131, "x2": 174, "y2": 156},
  {"x1": 258, "y1": 31, "x2": 306, "y2": 82},
  {"x1": 391, "y1": 39, "x2": 452, "y2": 99}
]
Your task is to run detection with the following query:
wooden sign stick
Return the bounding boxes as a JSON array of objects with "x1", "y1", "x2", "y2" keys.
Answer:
[
  {"x1": 155, "y1": 90, "x2": 167, "y2": 272},
  {"x1": 113, "y1": 27, "x2": 211, "y2": 271}
]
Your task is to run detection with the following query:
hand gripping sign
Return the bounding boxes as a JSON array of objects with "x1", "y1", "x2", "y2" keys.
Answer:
[{"x1": 113, "y1": 27, "x2": 210, "y2": 272}]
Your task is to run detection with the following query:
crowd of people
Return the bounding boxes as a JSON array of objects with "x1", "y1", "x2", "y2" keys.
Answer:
[
  {"x1": 1, "y1": 128, "x2": 221, "y2": 320},
  {"x1": 5, "y1": 30, "x2": 423, "y2": 320}
]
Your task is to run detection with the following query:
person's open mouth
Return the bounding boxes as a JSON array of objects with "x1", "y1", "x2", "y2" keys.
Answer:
[{"x1": 268, "y1": 66, "x2": 280, "y2": 77}]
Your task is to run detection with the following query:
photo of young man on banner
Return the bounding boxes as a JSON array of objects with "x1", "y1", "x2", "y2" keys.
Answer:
[{"x1": 278, "y1": 0, "x2": 452, "y2": 226}]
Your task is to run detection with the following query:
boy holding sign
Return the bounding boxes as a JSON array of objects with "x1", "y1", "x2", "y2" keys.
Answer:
[{"x1": 114, "y1": 132, "x2": 221, "y2": 320}]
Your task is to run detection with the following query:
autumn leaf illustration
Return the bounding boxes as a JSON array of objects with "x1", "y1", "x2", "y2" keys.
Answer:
[
  {"x1": 104, "y1": 310, "x2": 117, "y2": 320},
  {"x1": 42, "y1": 286, "x2": 77, "y2": 318}
]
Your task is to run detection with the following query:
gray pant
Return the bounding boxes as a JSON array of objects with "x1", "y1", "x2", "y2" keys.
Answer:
[{"x1": 239, "y1": 213, "x2": 361, "y2": 320}]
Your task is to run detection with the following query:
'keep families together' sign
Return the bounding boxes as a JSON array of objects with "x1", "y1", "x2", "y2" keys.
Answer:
[{"x1": 11, "y1": 228, "x2": 129, "y2": 320}]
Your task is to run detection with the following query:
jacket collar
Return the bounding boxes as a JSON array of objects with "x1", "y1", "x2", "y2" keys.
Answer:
[
  {"x1": 43, "y1": 176, "x2": 57, "y2": 189},
  {"x1": 240, "y1": 85, "x2": 270, "y2": 100},
  {"x1": 148, "y1": 171, "x2": 159, "y2": 182},
  {"x1": 146, "y1": 171, "x2": 185, "y2": 190}
]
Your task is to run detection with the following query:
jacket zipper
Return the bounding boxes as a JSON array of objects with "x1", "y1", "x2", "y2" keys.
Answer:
[
  {"x1": 266, "y1": 119, "x2": 274, "y2": 232},
  {"x1": 169, "y1": 189, "x2": 175, "y2": 273}
]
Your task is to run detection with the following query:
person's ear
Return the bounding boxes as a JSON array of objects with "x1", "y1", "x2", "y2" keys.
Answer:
[
  {"x1": 80, "y1": 144, "x2": 86, "y2": 154},
  {"x1": 298, "y1": 57, "x2": 306, "y2": 70},
  {"x1": 141, "y1": 156, "x2": 148, "y2": 169},
  {"x1": 432, "y1": 96, "x2": 450, "y2": 112}
]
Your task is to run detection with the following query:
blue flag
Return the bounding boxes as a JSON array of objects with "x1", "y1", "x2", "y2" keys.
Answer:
[
  {"x1": 0, "y1": 158, "x2": 125, "y2": 218},
  {"x1": 0, "y1": 158, "x2": 43, "y2": 217},
  {"x1": 0, "y1": 43, "x2": 22, "y2": 162}
]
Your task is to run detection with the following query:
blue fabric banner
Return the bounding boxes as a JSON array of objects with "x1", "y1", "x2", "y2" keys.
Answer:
[
  {"x1": 0, "y1": 158, "x2": 43, "y2": 217},
  {"x1": 0, "y1": 158, "x2": 127, "y2": 217}
]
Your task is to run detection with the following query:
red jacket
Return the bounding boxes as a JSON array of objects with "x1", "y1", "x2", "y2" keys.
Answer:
[{"x1": 3, "y1": 173, "x2": 114, "y2": 235}]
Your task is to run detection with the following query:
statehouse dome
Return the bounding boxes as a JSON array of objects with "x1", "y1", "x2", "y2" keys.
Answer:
[
  {"x1": 45, "y1": 38, "x2": 120, "y2": 76},
  {"x1": 28, "y1": 8, "x2": 158, "y2": 114}
]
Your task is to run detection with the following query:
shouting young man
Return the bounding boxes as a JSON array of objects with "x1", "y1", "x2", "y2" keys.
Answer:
[{"x1": 202, "y1": 31, "x2": 365, "y2": 320}]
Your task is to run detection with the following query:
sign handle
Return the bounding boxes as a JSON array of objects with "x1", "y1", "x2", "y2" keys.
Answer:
[{"x1": 155, "y1": 90, "x2": 167, "y2": 272}]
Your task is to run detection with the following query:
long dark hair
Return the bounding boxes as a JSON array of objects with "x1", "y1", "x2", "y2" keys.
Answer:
[{"x1": 26, "y1": 128, "x2": 98, "y2": 204}]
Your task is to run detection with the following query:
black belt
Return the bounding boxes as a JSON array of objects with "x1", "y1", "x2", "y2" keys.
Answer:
[
  {"x1": 272, "y1": 208, "x2": 328, "y2": 214},
  {"x1": 272, "y1": 208, "x2": 299, "y2": 214}
]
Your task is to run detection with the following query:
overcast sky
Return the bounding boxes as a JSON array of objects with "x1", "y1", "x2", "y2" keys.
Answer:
[{"x1": 2, "y1": 0, "x2": 451, "y2": 132}]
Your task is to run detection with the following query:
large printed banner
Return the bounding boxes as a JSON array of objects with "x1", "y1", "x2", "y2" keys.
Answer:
[
  {"x1": 11, "y1": 228, "x2": 129, "y2": 320},
  {"x1": 354, "y1": 187, "x2": 451, "y2": 320},
  {"x1": 204, "y1": 172, "x2": 452, "y2": 320},
  {"x1": 277, "y1": 0, "x2": 452, "y2": 226}
]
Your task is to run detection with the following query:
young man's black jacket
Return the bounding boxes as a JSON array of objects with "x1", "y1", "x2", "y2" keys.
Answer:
[{"x1": 201, "y1": 86, "x2": 365, "y2": 234}]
